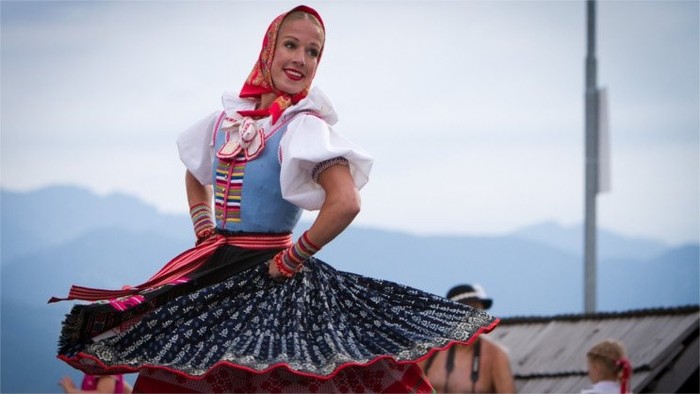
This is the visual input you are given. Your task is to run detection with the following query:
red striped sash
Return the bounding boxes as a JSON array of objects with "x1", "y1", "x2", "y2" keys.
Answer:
[{"x1": 48, "y1": 233, "x2": 292, "y2": 303}]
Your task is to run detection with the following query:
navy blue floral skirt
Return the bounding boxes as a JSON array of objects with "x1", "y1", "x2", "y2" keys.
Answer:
[{"x1": 57, "y1": 245, "x2": 498, "y2": 392}]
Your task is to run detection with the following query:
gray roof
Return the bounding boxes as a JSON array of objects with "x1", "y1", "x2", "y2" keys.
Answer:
[{"x1": 484, "y1": 305, "x2": 700, "y2": 393}]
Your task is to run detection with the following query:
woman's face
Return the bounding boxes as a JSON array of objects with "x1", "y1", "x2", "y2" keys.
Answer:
[{"x1": 270, "y1": 17, "x2": 324, "y2": 95}]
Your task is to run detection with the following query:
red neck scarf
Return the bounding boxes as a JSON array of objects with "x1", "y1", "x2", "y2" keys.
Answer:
[{"x1": 238, "y1": 5, "x2": 325, "y2": 124}]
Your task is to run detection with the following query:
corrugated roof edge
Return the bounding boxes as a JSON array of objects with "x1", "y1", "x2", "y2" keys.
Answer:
[{"x1": 498, "y1": 304, "x2": 700, "y2": 325}]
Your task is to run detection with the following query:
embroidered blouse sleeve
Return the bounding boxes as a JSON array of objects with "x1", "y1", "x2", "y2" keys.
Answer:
[
  {"x1": 279, "y1": 114, "x2": 374, "y2": 211},
  {"x1": 176, "y1": 111, "x2": 219, "y2": 186}
]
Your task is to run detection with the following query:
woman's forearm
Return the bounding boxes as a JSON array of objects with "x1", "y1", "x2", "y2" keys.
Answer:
[
  {"x1": 185, "y1": 170, "x2": 215, "y2": 242},
  {"x1": 185, "y1": 170, "x2": 212, "y2": 207},
  {"x1": 305, "y1": 164, "x2": 361, "y2": 247}
]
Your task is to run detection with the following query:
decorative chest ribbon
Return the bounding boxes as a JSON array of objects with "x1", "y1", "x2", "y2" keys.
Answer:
[{"x1": 217, "y1": 116, "x2": 265, "y2": 161}]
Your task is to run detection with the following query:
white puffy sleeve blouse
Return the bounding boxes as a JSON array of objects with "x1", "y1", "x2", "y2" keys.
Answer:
[{"x1": 177, "y1": 86, "x2": 374, "y2": 211}]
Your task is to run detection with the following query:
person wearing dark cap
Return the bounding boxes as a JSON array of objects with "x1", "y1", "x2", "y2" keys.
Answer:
[{"x1": 420, "y1": 284, "x2": 516, "y2": 393}]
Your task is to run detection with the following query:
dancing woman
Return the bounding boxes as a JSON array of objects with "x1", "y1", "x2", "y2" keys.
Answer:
[{"x1": 51, "y1": 5, "x2": 499, "y2": 392}]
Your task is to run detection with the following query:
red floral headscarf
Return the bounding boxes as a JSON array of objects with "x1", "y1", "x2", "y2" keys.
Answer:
[{"x1": 238, "y1": 5, "x2": 325, "y2": 124}]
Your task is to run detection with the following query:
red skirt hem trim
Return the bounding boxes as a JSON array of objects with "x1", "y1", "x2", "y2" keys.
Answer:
[{"x1": 58, "y1": 317, "x2": 500, "y2": 380}]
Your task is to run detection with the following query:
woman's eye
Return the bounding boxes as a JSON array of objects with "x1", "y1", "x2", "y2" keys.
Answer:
[
  {"x1": 308, "y1": 48, "x2": 320, "y2": 58},
  {"x1": 284, "y1": 41, "x2": 296, "y2": 49}
]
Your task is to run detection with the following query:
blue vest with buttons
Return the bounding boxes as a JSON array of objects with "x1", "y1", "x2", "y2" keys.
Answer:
[{"x1": 212, "y1": 114, "x2": 302, "y2": 233}]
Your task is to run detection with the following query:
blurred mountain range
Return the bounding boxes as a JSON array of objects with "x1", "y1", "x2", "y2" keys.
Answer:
[{"x1": 2, "y1": 185, "x2": 698, "y2": 392}]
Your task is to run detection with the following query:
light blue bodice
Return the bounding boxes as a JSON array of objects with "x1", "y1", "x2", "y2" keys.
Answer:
[{"x1": 212, "y1": 116, "x2": 302, "y2": 233}]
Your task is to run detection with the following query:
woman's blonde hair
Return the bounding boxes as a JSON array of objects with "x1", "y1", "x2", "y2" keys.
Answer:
[{"x1": 282, "y1": 10, "x2": 325, "y2": 43}]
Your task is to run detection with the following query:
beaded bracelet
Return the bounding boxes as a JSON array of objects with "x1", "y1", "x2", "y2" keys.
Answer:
[
  {"x1": 189, "y1": 203, "x2": 215, "y2": 242},
  {"x1": 273, "y1": 252, "x2": 295, "y2": 278}
]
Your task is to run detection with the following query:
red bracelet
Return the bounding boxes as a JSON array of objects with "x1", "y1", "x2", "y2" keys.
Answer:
[
  {"x1": 195, "y1": 228, "x2": 216, "y2": 245},
  {"x1": 273, "y1": 252, "x2": 296, "y2": 278}
]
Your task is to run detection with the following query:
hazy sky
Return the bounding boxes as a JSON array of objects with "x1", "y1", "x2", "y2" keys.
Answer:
[{"x1": 2, "y1": 0, "x2": 698, "y2": 245}]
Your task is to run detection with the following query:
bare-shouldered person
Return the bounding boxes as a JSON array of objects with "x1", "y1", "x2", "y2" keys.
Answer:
[{"x1": 420, "y1": 284, "x2": 516, "y2": 393}]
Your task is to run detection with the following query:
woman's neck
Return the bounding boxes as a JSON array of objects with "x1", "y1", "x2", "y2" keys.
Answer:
[{"x1": 258, "y1": 92, "x2": 277, "y2": 110}]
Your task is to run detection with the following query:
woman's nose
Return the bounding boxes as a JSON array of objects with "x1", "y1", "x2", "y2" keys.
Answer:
[{"x1": 293, "y1": 50, "x2": 306, "y2": 66}]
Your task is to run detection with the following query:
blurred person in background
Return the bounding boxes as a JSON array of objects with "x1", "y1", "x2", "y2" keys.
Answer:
[
  {"x1": 421, "y1": 284, "x2": 516, "y2": 393},
  {"x1": 581, "y1": 339, "x2": 632, "y2": 394},
  {"x1": 59, "y1": 374, "x2": 132, "y2": 393}
]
